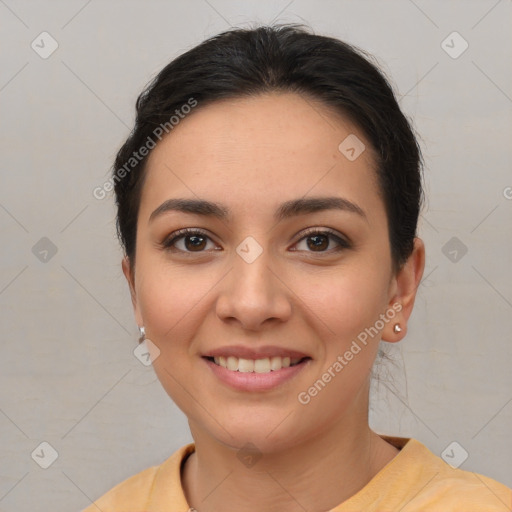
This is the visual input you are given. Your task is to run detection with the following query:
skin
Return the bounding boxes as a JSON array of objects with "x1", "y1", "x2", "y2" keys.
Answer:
[{"x1": 122, "y1": 92, "x2": 425, "y2": 512}]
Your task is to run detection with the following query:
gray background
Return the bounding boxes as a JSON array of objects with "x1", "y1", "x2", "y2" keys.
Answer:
[{"x1": 1, "y1": 1, "x2": 511, "y2": 510}]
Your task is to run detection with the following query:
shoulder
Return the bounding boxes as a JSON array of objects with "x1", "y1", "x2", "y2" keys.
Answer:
[
  {"x1": 80, "y1": 464, "x2": 159, "y2": 512},
  {"x1": 80, "y1": 443, "x2": 196, "y2": 512},
  {"x1": 418, "y1": 461, "x2": 511, "y2": 510},
  {"x1": 411, "y1": 467, "x2": 512, "y2": 511},
  {"x1": 432, "y1": 468, "x2": 512, "y2": 504},
  {"x1": 387, "y1": 437, "x2": 512, "y2": 511},
  {"x1": 344, "y1": 436, "x2": 512, "y2": 511}
]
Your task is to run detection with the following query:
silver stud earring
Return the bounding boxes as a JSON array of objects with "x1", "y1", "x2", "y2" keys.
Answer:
[
  {"x1": 138, "y1": 326, "x2": 146, "y2": 343},
  {"x1": 393, "y1": 323, "x2": 402, "y2": 333}
]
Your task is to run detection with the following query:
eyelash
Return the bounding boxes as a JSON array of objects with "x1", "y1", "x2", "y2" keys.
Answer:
[{"x1": 160, "y1": 227, "x2": 351, "y2": 256}]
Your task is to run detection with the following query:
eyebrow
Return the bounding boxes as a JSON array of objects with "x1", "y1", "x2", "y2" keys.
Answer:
[{"x1": 148, "y1": 196, "x2": 367, "y2": 224}]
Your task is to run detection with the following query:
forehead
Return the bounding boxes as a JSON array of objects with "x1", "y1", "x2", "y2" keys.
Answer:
[{"x1": 140, "y1": 92, "x2": 382, "y2": 222}]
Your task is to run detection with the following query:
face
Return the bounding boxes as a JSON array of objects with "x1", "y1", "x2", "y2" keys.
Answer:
[{"x1": 123, "y1": 92, "x2": 414, "y2": 453}]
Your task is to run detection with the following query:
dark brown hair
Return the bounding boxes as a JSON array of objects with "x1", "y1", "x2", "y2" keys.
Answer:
[{"x1": 113, "y1": 23, "x2": 423, "y2": 274}]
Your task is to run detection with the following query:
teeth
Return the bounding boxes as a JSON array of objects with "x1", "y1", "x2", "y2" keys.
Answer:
[
  {"x1": 254, "y1": 358, "x2": 270, "y2": 373},
  {"x1": 238, "y1": 358, "x2": 254, "y2": 373},
  {"x1": 212, "y1": 355, "x2": 302, "y2": 373},
  {"x1": 226, "y1": 356, "x2": 238, "y2": 371}
]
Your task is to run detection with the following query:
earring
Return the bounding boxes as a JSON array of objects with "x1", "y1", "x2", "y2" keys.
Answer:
[
  {"x1": 393, "y1": 323, "x2": 402, "y2": 333},
  {"x1": 138, "y1": 326, "x2": 146, "y2": 343}
]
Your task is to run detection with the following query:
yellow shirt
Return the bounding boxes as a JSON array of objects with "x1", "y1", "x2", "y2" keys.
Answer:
[{"x1": 81, "y1": 436, "x2": 511, "y2": 511}]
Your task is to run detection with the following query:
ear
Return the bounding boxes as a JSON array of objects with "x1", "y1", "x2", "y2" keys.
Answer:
[
  {"x1": 122, "y1": 256, "x2": 143, "y2": 328},
  {"x1": 382, "y1": 237, "x2": 425, "y2": 342}
]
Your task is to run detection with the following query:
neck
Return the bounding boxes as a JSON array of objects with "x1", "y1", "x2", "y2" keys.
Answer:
[{"x1": 181, "y1": 413, "x2": 398, "y2": 512}]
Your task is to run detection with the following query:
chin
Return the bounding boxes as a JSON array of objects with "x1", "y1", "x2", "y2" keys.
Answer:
[{"x1": 207, "y1": 415, "x2": 306, "y2": 454}]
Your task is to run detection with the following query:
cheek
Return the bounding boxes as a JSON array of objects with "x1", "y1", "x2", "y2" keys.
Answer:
[
  {"x1": 290, "y1": 275, "x2": 385, "y2": 424},
  {"x1": 135, "y1": 261, "x2": 217, "y2": 395},
  {"x1": 291, "y1": 265, "x2": 389, "y2": 400},
  {"x1": 136, "y1": 262, "x2": 209, "y2": 341},
  {"x1": 296, "y1": 265, "x2": 389, "y2": 341}
]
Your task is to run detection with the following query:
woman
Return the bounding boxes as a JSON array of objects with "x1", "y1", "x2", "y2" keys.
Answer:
[{"x1": 83, "y1": 24, "x2": 511, "y2": 512}]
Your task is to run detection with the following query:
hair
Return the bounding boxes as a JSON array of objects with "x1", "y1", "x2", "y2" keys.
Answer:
[{"x1": 113, "y1": 23, "x2": 424, "y2": 276}]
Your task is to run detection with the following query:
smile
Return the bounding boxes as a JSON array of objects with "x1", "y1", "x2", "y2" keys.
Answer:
[
  {"x1": 207, "y1": 355, "x2": 308, "y2": 373},
  {"x1": 203, "y1": 355, "x2": 311, "y2": 392}
]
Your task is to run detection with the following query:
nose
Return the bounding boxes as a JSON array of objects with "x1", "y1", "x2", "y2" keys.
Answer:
[{"x1": 215, "y1": 245, "x2": 292, "y2": 331}]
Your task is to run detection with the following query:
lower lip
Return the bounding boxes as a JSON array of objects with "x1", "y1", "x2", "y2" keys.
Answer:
[{"x1": 203, "y1": 357, "x2": 310, "y2": 392}]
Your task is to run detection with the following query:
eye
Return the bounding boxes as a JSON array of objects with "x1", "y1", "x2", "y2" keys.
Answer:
[
  {"x1": 161, "y1": 228, "x2": 218, "y2": 253},
  {"x1": 292, "y1": 228, "x2": 351, "y2": 254},
  {"x1": 160, "y1": 227, "x2": 351, "y2": 255}
]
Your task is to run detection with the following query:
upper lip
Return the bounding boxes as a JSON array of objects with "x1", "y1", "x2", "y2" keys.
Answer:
[{"x1": 203, "y1": 345, "x2": 310, "y2": 360}]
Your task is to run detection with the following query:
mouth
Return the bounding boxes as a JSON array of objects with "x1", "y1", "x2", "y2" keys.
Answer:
[{"x1": 202, "y1": 355, "x2": 311, "y2": 373}]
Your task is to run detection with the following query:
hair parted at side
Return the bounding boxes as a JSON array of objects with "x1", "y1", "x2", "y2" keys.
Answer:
[{"x1": 113, "y1": 23, "x2": 424, "y2": 274}]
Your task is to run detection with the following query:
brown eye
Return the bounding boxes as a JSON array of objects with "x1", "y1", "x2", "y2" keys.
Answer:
[
  {"x1": 306, "y1": 234, "x2": 329, "y2": 251},
  {"x1": 183, "y1": 234, "x2": 207, "y2": 251},
  {"x1": 293, "y1": 229, "x2": 350, "y2": 253},
  {"x1": 162, "y1": 228, "x2": 216, "y2": 253}
]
